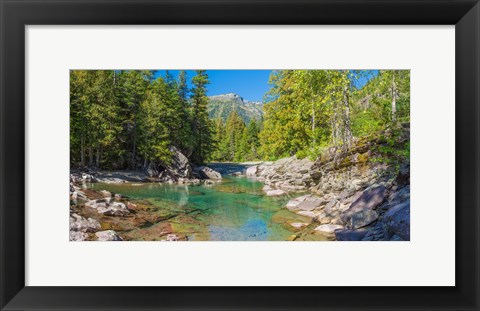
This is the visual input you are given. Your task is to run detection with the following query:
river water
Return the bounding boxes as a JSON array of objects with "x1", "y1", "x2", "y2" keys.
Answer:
[{"x1": 84, "y1": 163, "x2": 329, "y2": 241}]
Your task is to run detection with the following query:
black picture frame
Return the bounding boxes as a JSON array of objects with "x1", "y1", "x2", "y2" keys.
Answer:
[{"x1": 1, "y1": 0, "x2": 479, "y2": 310}]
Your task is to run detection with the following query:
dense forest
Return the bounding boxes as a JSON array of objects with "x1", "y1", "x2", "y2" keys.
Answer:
[{"x1": 70, "y1": 70, "x2": 410, "y2": 169}]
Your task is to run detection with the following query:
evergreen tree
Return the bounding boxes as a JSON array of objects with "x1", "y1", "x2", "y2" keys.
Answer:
[{"x1": 190, "y1": 70, "x2": 213, "y2": 164}]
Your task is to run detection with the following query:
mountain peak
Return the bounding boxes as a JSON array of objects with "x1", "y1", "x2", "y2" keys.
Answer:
[{"x1": 208, "y1": 93, "x2": 264, "y2": 124}]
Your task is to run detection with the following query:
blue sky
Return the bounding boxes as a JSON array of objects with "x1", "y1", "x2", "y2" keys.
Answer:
[
  {"x1": 154, "y1": 70, "x2": 378, "y2": 102},
  {"x1": 155, "y1": 70, "x2": 272, "y2": 102}
]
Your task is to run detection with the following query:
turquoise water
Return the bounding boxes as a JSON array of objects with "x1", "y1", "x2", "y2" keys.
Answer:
[{"x1": 86, "y1": 175, "x2": 300, "y2": 241}]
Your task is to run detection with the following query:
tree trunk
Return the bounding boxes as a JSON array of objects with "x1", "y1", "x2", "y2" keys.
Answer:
[
  {"x1": 311, "y1": 99, "x2": 316, "y2": 148},
  {"x1": 343, "y1": 84, "x2": 353, "y2": 148},
  {"x1": 96, "y1": 146, "x2": 100, "y2": 167},
  {"x1": 88, "y1": 146, "x2": 93, "y2": 166},
  {"x1": 391, "y1": 74, "x2": 397, "y2": 122},
  {"x1": 332, "y1": 108, "x2": 337, "y2": 147},
  {"x1": 80, "y1": 135, "x2": 85, "y2": 166}
]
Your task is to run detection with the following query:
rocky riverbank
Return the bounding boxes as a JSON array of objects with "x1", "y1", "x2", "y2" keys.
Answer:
[
  {"x1": 70, "y1": 146, "x2": 224, "y2": 241},
  {"x1": 70, "y1": 129, "x2": 409, "y2": 241},
  {"x1": 245, "y1": 130, "x2": 410, "y2": 241}
]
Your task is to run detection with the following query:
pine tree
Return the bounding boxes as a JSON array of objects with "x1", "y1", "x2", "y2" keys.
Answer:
[{"x1": 190, "y1": 70, "x2": 213, "y2": 164}]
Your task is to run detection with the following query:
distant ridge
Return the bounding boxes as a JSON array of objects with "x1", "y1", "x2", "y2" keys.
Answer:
[{"x1": 208, "y1": 93, "x2": 264, "y2": 124}]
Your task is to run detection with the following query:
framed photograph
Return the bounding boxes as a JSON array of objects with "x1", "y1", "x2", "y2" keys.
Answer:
[{"x1": 1, "y1": 0, "x2": 479, "y2": 310}]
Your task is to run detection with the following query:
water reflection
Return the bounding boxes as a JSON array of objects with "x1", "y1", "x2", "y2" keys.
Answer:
[{"x1": 86, "y1": 174, "x2": 297, "y2": 241}]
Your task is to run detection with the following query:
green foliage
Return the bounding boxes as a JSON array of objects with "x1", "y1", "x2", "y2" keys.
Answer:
[
  {"x1": 372, "y1": 128, "x2": 410, "y2": 170},
  {"x1": 209, "y1": 111, "x2": 261, "y2": 162},
  {"x1": 70, "y1": 69, "x2": 410, "y2": 169},
  {"x1": 70, "y1": 70, "x2": 215, "y2": 169},
  {"x1": 190, "y1": 70, "x2": 214, "y2": 165},
  {"x1": 258, "y1": 70, "x2": 410, "y2": 161}
]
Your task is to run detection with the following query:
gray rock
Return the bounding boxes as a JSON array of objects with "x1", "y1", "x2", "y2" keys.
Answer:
[
  {"x1": 324, "y1": 199, "x2": 339, "y2": 213},
  {"x1": 341, "y1": 186, "x2": 386, "y2": 228},
  {"x1": 69, "y1": 231, "x2": 88, "y2": 241},
  {"x1": 384, "y1": 201, "x2": 410, "y2": 240},
  {"x1": 296, "y1": 196, "x2": 324, "y2": 211},
  {"x1": 85, "y1": 199, "x2": 109, "y2": 209},
  {"x1": 197, "y1": 166, "x2": 222, "y2": 180},
  {"x1": 168, "y1": 146, "x2": 193, "y2": 178},
  {"x1": 349, "y1": 186, "x2": 387, "y2": 212},
  {"x1": 285, "y1": 195, "x2": 310, "y2": 210},
  {"x1": 335, "y1": 229, "x2": 369, "y2": 241},
  {"x1": 97, "y1": 202, "x2": 130, "y2": 217},
  {"x1": 95, "y1": 230, "x2": 122, "y2": 241},
  {"x1": 69, "y1": 213, "x2": 101, "y2": 232},
  {"x1": 343, "y1": 208, "x2": 379, "y2": 229}
]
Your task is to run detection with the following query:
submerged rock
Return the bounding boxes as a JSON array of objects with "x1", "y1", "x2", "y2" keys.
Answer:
[
  {"x1": 266, "y1": 189, "x2": 285, "y2": 196},
  {"x1": 290, "y1": 222, "x2": 309, "y2": 229},
  {"x1": 314, "y1": 224, "x2": 344, "y2": 234},
  {"x1": 286, "y1": 195, "x2": 323, "y2": 211}
]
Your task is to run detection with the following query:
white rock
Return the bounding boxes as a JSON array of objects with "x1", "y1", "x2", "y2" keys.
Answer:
[
  {"x1": 314, "y1": 224, "x2": 344, "y2": 234},
  {"x1": 95, "y1": 230, "x2": 122, "y2": 241},
  {"x1": 69, "y1": 213, "x2": 101, "y2": 232},
  {"x1": 266, "y1": 189, "x2": 285, "y2": 196},
  {"x1": 290, "y1": 222, "x2": 308, "y2": 229},
  {"x1": 296, "y1": 211, "x2": 316, "y2": 218},
  {"x1": 99, "y1": 190, "x2": 112, "y2": 198},
  {"x1": 246, "y1": 166, "x2": 257, "y2": 177},
  {"x1": 69, "y1": 230, "x2": 88, "y2": 241},
  {"x1": 98, "y1": 202, "x2": 130, "y2": 216}
]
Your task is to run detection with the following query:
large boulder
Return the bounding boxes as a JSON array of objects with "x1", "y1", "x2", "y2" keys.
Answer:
[
  {"x1": 148, "y1": 146, "x2": 193, "y2": 181},
  {"x1": 246, "y1": 166, "x2": 257, "y2": 177},
  {"x1": 197, "y1": 166, "x2": 222, "y2": 180},
  {"x1": 349, "y1": 186, "x2": 387, "y2": 211},
  {"x1": 341, "y1": 186, "x2": 386, "y2": 228},
  {"x1": 343, "y1": 208, "x2": 379, "y2": 229},
  {"x1": 167, "y1": 146, "x2": 192, "y2": 178},
  {"x1": 383, "y1": 201, "x2": 410, "y2": 240}
]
